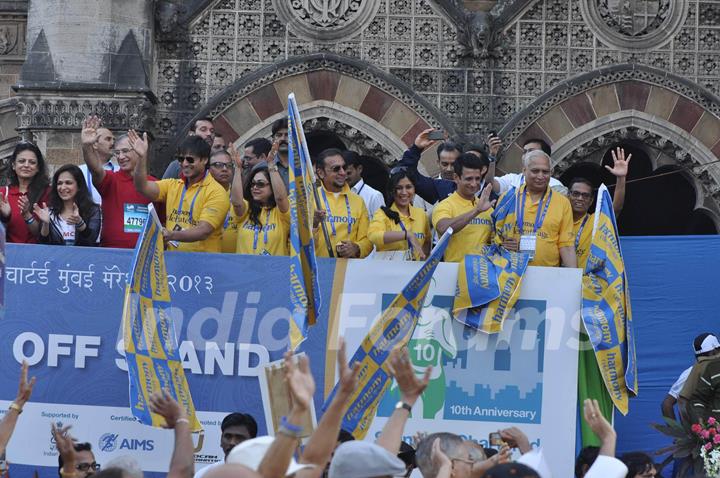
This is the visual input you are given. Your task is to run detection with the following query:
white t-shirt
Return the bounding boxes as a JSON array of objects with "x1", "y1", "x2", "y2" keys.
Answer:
[
  {"x1": 51, "y1": 214, "x2": 75, "y2": 245},
  {"x1": 193, "y1": 460, "x2": 224, "y2": 478},
  {"x1": 351, "y1": 179, "x2": 385, "y2": 220},
  {"x1": 495, "y1": 173, "x2": 567, "y2": 195},
  {"x1": 668, "y1": 366, "x2": 693, "y2": 399},
  {"x1": 79, "y1": 159, "x2": 119, "y2": 206}
]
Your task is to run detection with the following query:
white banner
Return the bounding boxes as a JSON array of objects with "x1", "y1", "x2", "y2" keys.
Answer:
[{"x1": 331, "y1": 262, "x2": 582, "y2": 478}]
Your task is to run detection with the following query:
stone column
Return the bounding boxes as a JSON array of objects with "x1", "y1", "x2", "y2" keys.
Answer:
[{"x1": 14, "y1": 0, "x2": 156, "y2": 168}]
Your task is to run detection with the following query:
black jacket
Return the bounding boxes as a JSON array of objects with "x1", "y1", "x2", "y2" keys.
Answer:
[{"x1": 39, "y1": 206, "x2": 101, "y2": 246}]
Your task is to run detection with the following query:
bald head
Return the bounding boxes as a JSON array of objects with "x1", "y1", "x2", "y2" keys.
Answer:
[{"x1": 204, "y1": 464, "x2": 263, "y2": 478}]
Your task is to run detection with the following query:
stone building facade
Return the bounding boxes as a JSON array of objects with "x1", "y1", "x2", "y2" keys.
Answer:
[{"x1": 1, "y1": 0, "x2": 719, "y2": 233}]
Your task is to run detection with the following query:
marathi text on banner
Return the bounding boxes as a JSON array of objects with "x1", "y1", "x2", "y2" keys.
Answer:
[
  {"x1": 323, "y1": 229, "x2": 452, "y2": 439},
  {"x1": 122, "y1": 204, "x2": 202, "y2": 431},
  {"x1": 287, "y1": 93, "x2": 322, "y2": 351},
  {"x1": 581, "y1": 184, "x2": 638, "y2": 415}
]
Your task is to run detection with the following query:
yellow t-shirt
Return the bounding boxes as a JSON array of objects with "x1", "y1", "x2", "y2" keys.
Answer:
[
  {"x1": 432, "y1": 191, "x2": 493, "y2": 263},
  {"x1": 221, "y1": 207, "x2": 239, "y2": 253},
  {"x1": 502, "y1": 187, "x2": 574, "y2": 267},
  {"x1": 314, "y1": 184, "x2": 372, "y2": 258},
  {"x1": 235, "y1": 199, "x2": 290, "y2": 256},
  {"x1": 368, "y1": 204, "x2": 430, "y2": 258},
  {"x1": 574, "y1": 213, "x2": 593, "y2": 271},
  {"x1": 156, "y1": 174, "x2": 230, "y2": 253}
]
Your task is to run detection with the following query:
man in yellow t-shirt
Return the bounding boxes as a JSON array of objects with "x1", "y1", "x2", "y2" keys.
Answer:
[
  {"x1": 432, "y1": 153, "x2": 495, "y2": 262},
  {"x1": 313, "y1": 148, "x2": 372, "y2": 258},
  {"x1": 206, "y1": 149, "x2": 239, "y2": 253},
  {"x1": 133, "y1": 135, "x2": 230, "y2": 253},
  {"x1": 497, "y1": 149, "x2": 575, "y2": 267},
  {"x1": 569, "y1": 147, "x2": 630, "y2": 270}
]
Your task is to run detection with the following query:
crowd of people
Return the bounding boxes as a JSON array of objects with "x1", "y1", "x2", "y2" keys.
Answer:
[
  {"x1": 0, "y1": 114, "x2": 631, "y2": 267},
  {"x1": 0, "y1": 345, "x2": 659, "y2": 478}
]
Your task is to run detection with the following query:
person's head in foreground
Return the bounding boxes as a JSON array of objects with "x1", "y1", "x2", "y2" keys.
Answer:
[{"x1": 328, "y1": 440, "x2": 407, "y2": 478}]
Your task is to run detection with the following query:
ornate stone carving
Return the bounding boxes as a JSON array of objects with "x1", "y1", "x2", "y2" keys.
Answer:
[
  {"x1": 0, "y1": 23, "x2": 18, "y2": 54},
  {"x1": 456, "y1": 11, "x2": 508, "y2": 60},
  {"x1": 579, "y1": 0, "x2": 687, "y2": 51},
  {"x1": 273, "y1": 0, "x2": 381, "y2": 43},
  {"x1": 303, "y1": 116, "x2": 394, "y2": 164},
  {"x1": 15, "y1": 96, "x2": 155, "y2": 131},
  {"x1": 597, "y1": 0, "x2": 670, "y2": 37}
]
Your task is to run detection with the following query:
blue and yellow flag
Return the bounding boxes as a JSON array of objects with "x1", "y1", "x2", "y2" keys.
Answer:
[
  {"x1": 582, "y1": 184, "x2": 638, "y2": 415},
  {"x1": 287, "y1": 93, "x2": 321, "y2": 350},
  {"x1": 122, "y1": 204, "x2": 202, "y2": 431},
  {"x1": 452, "y1": 188, "x2": 530, "y2": 333},
  {"x1": 323, "y1": 229, "x2": 452, "y2": 439}
]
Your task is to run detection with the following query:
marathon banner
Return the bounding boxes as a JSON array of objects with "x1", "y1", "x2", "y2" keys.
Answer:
[
  {"x1": 287, "y1": 93, "x2": 321, "y2": 350},
  {"x1": 452, "y1": 246, "x2": 530, "y2": 333},
  {"x1": 324, "y1": 230, "x2": 451, "y2": 439},
  {"x1": 581, "y1": 185, "x2": 638, "y2": 415},
  {"x1": 0, "y1": 244, "x2": 580, "y2": 478},
  {"x1": 122, "y1": 204, "x2": 202, "y2": 432}
]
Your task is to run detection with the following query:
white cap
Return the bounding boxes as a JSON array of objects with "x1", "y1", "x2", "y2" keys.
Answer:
[
  {"x1": 226, "y1": 436, "x2": 314, "y2": 476},
  {"x1": 695, "y1": 334, "x2": 720, "y2": 355}
]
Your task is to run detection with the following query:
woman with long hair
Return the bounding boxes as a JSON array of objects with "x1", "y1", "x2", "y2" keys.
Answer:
[
  {"x1": 34, "y1": 164, "x2": 101, "y2": 246},
  {"x1": 229, "y1": 143, "x2": 290, "y2": 255},
  {"x1": 368, "y1": 170, "x2": 431, "y2": 260},
  {"x1": 0, "y1": 142, "x2": 50, "y2": 242}
]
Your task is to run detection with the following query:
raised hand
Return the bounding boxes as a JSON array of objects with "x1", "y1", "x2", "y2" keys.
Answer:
[
  {"x1": 66, "y1": 203, "x2": 82, "y2": 226},
  {"x1": 336, "y1": 338, "x2": 361, "y2": 399},
  {"x1": 414, "y1": 128, "x2": 438, "y2": 151},
  {"x1": 606, "y1": 147, "x2": 631, "y2": 178},
  {"x1": 487, "y1": 134, "x2": 503, "y2": 158},
  {"x1": 0, "y1": 191, "x2": 10, "y2": 218},
  {"x1": 15, "y1": 361, "x2": 36, "y2": 406},
  {"x1": 148, "y1": 389, "x2": 186, "y2": 429},
  {"x1": 81, "y1": 115, "x2": 101, "y2": 146},
  {"x1": 32, "y1": 202, "x2": 50, "y2": 224},
  {"x1": 284, "y1": 352, "x2": 316, "y2": 412},
  {"x1": 583, "y1": 398, "x2": 615, "y2": 454},
  {"x1": 312, "y1": 208, "x2": 326, "y2": 229},
  {"x1": 269, "y1": 138, "x2": 280, "y2": 160},
  {"x1": 51, "y1": 423, "x2": 78, "y2": 472},
  {"x1": 387, "y1": 346, "x2": 430, "y2": 407},
  {"x1": 475, "y1": 183, "x2": 495, "y2": 214},
  {"x1": 228, "y1": 143, "x2": 243, "y2": 169},
  {"x1": 128, "y1": 129, "x2": 149, "y2": 158},
  {"x1": 499, "y1": 427, "x2": 531, "y2": 454},
  {"x1": 431, "y1": 438, "x2": 452, "y2": 474}
]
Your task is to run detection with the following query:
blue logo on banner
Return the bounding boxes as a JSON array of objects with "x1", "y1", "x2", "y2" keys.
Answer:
[
  {"x1": 99, "y1": 433, "x2": 119, "y2": 452},
  {"x1": 378, "y1": 297, "x2": 546, "y2": 424}
]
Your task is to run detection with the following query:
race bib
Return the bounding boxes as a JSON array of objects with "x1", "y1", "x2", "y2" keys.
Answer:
[
  {"x1": 519, "y1": 234, "x2": 537, "y2": 260},
  {"x1": 124, "y1": 204, "x2": 149, "y2": 233}
]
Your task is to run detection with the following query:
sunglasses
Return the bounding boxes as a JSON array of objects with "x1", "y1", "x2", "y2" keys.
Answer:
[
  {"x1": 210, "y1": 162, "x2": 233, "y2": 170},
  {"x1": 76, "y1": 462, "x2": 101, "y2": 472},
  {"x1": 570, "y1": 190, "x2": 592, "y2": 199},
  {"x1": 328, "y1": 165, "x2": 347, "y2": 173},
  {"x1": 176, "y1": 155, "x2": 197, "y2": 164},
  {"x1": 251, "y1": 180, "x2": 270, "y2": 188}
]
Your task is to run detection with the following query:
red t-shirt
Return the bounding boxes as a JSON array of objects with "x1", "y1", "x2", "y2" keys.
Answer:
[
  {"x1": 97, "y1": 170, "x2": 158, "y2": 249},
  {"x1": 2, "y1": 185, "x2": 49, "y2": 244}
]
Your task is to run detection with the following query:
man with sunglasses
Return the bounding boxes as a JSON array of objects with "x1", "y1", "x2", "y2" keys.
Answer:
[
  {"x1": 80, "y1": 117, "x2": 158, "y2": 249},
  {"x1": 58, "y1": 442, "x2": 99, "y2": 478},
  {"x1": 313, "y1": 148, "x2": 372, "y2": 258},
  {"x1": 133, "y1": 134, "x2": 230, "y2": 253},
  {"x1": 207, "y1": 149, "x2": 240, "y2": 253},
  {"x1": 569, "y1": 147, "x2": 630, "y2": 270}
]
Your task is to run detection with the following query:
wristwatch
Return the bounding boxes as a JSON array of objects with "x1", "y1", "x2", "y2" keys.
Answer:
[{"x1": 395, "y1": 401, "x2": 412, "y2": 412}]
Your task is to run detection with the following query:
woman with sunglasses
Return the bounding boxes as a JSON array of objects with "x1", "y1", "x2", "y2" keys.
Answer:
[
  {"x1": 368, "y1": 170, "x2": 430, "y2": 260},
  {"x1": 34, "y1": 164, "x2": 101, "y2": 246},
  {"x1": 0, "y1": 142, "x2": 50, "y2": 243},
  {"x1": 230, "y1": 143, "x2": 289, "y2": 256}
]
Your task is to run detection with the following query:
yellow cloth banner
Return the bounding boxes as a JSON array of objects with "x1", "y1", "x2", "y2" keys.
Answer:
[{"x1": 122, "y1": 204, "x2": 202, "y2": 431}]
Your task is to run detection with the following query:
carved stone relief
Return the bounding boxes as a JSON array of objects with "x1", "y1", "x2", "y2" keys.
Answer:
[
  {"x1": 273, "y1": 0, "x2": 381, "y2": 42},
  {"x1": 302, "y1": 116, "x2": 394, "y2": 164}
]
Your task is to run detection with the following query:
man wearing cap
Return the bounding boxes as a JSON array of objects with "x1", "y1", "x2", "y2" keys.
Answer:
[
  {"x1": 193, "y1": 412, "x2": 259, "y2": 478},
  {"x1": 662, "y1": 333, "x2": 720, "y2": 422},
  {"x1": 678, "y1": 334, "x2": 720, "y2": 424}
]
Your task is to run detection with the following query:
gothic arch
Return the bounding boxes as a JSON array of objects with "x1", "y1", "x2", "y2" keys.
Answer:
[
  {"x1": 180, "y1": 53, "x2": 458, "y2": 167},
  {"x1": 498, "y1": 64, "x2": 720, "y2": 214}
]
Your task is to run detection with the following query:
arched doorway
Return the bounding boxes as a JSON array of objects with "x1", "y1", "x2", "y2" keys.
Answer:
[{"x1": 500, "y1": 64, "x2": 720, "y2": 233}]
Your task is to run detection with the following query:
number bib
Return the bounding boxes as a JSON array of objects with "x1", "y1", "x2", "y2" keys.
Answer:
[
  {"x1": 519, "y1": 233, "x2": 537, "y2": 260},
  {"x1": 124, "y1": 204, "x2": 149, "y2": 233}
]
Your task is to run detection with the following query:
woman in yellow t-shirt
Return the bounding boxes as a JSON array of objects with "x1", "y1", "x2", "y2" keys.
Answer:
[
  {"x1": 368, "y1": 170, "x2": 431, "y2": 260},
  {"x1": 230, "y1": 153, "x2": 290, "y2": 256}
]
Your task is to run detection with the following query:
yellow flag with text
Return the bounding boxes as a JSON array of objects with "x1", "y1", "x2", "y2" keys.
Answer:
[{"x1": 122, "y1": 204, "x2": 202, "y2": 431}]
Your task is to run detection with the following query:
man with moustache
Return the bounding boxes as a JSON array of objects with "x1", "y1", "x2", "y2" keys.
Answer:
[
  {"x1": 162, "y1": 117, "x2": 216, "y2": 179},
  {"x1": 268, "y1": 118, "x2": 290, "y2": 191}
]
